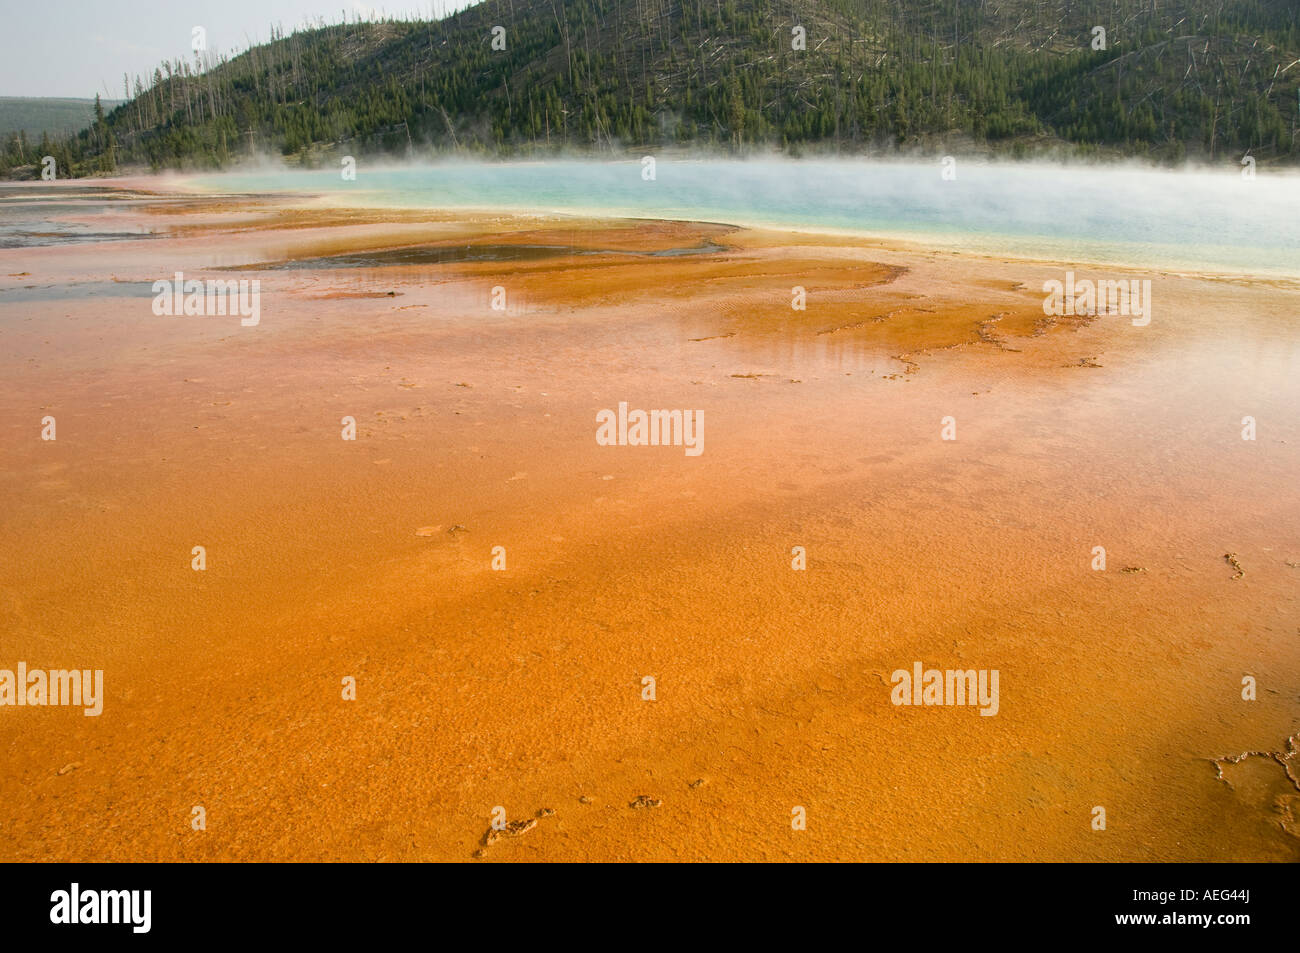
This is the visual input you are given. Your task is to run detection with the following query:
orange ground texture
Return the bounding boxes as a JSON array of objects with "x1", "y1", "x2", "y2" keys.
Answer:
[{"x1": 0, "y1": 182, "x2": 1297, "y2": 861}]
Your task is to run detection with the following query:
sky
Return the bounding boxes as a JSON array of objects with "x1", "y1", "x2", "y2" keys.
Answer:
[{"x1": 1, "y1": 0, "x2": 484, "y2": 99}]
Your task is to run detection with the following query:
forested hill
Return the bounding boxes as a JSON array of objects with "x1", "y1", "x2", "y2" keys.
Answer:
[
  {"x1": 8, "y1": 0, "x2": 1300, "y2": 176},
  {"x1": 0, "y1": 97, "x2": 124, "y2": 141}
]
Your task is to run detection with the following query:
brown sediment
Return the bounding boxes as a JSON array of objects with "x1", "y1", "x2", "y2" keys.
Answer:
[
  {"x1": 1212, "y1": 735, "x2": 1300, "y2": 792},
  {"x1": 1211, "y1": 736, "x2": 1300, "y2": 842},
  {"x1": 481, "y1": 817, "x2": 538, "y2": 847},
  {"x1": 0, "y1": 184, "x2": 1298, "y2": 862}
]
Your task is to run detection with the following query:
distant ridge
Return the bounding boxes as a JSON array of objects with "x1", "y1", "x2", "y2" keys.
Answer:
[{"x1": 0, "y1": 97, "x2": 124, "y2": 142}]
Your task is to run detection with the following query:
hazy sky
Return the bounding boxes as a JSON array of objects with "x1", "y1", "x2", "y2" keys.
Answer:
[{"x1": 1, "y1": 0, "x2": 483, "y2": 99}]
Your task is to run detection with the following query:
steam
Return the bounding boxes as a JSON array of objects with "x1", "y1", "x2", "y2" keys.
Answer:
[{"x1": 182, "y1": 155, "x2": 1300, "y2": 276}]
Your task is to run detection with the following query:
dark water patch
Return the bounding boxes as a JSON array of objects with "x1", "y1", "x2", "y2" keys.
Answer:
[
  {"x1": 0, "y1": 201, "x2": 162, "y2": 248},
  {"x1": 0, "y1": 186, "x2": 155, "y2": 201},
  {"x1": 0, "y1": 229, "x2": 162, "y2": 249},
  {"x1": 647, "y1": 241, "x2": 729, "y2": 257},
  {"x1": 0, "y1": 281, "x2": 159, "y2": 302},
  {"x1": 246, "y1": 240, "x2": 727, "y2": 271},
  {"x1": 0, "y1": 187, "x2": 182, "y2": 247}
]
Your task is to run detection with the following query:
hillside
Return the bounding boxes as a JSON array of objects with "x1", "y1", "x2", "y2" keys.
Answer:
[
  {"x1": 0, "y1": 97, "x2": 123, "y2": 141},
  {"x1": 6, "y1": 0, "x2": 1300, "y2": 176}
]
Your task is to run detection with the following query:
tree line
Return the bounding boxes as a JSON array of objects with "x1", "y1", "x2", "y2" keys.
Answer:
[{"x1": 4, "y1": 0, "x2": 1297, "y2": 177}]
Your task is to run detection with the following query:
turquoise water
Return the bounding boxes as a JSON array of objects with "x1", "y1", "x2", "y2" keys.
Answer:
[{"x1": 186, "y1": 159, "x2": 1300, "y2": 276}]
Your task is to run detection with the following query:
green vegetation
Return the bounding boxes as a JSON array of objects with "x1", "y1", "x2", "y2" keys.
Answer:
[
  {"x1": 4, "y1": 0, "x2": 1298, "y2": 177},
  {"x1": 0, "y1": 97, "x2": 124, "y2": 142}
]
